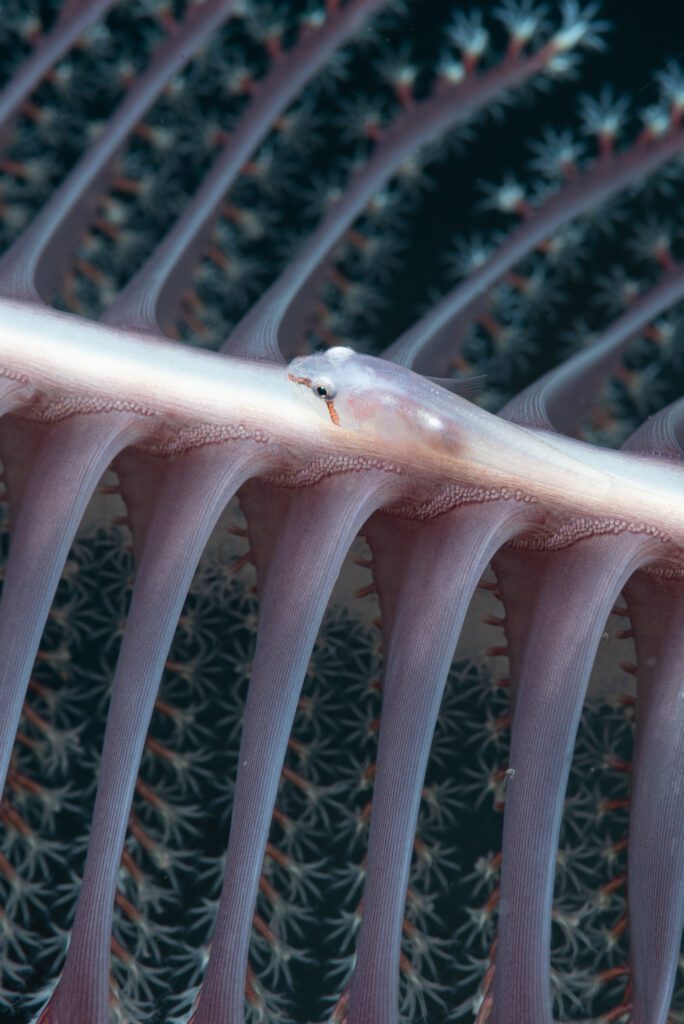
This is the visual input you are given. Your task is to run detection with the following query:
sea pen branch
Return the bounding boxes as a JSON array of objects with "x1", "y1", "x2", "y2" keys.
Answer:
[
  {"x1": 35, "y1": 444, "x2": 272, "y2": 1024},
  {"x1": 0, "y1": 0, "x2": 116, "y2": 144},
  {"x1": 225, "y1": 10, "x2": 600, "y2": 362},
  {"x1": 385, "y1": 119, "x2": 684, "y2": 375},
  {"x1": 104, "y1": 0, "x2": 390, "y2": 334},
  {"x1": 503, "y1": 263, "x2": 684, "y2": 433},
  {"x1": 0, "y1": 0, "x2": 242, "y2": 304},
  {"x1": 346, "y1": 504, "x2": 535, "y2": 1023}
]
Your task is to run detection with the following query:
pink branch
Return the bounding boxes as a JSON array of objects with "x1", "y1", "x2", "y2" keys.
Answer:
[
  {"x1": 223, "y1": 43, "x2": 563, "y2": 362},
  {"x1": 0, "y1": 0, "x2": 116, "y2": 144},
  {"x1": 624, "y1": 396, "x2": 684, "y2": 457},
  {"x1": 385, "y1": 127, "x2": 684, "y2": 375},
  {"x1": 104, "y1": 0, "x2": 389, "y2": 334},
  {"x1": 502, "y1": 263, "x2": 684, "y2": 433},
  {"x1": 0, "y1": 0, "x2": 241, "y2": 304}
]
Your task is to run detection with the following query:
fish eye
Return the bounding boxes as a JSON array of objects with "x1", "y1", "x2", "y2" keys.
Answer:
[{"x1": 312, "y1": 379, "x2": 336, "y2": 401}]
